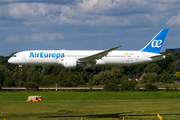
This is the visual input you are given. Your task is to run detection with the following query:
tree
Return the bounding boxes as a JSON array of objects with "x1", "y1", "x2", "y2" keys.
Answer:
[
  {"x1": 41, "y1": 69, "x2": 47, "y2": 76},
  {"x1": 136, "y1": 65, "x2": 144, "y2": 73},
  {"x1": 174, "y1": 59, "x2": 180, "y2": 73},
  {"x1": 41, "y1": 75, "x2": 53, "y2": 87},
  {"x1": 51, "y1": 66, "x2": 63, "y2": 76},
  {"x1": 120, "y1": 80, "x2": 137, "y2": 91},
  {"x1": 144, "y1": 63, "x2": 161, "y2": 74},
  {"x1": 57, "y1": 71, "x2": 69, "y2": 87},
  {"x1": 120, "y1": 75, "x2": 129, "y2": 83},
  {"x1": 32, "y1": 71, "x2": 42, "y2": 85},
  {"x1": 0, "y1": 65, "x2": 11, "y2": 80},
  {"x1": 67, "y1": 73, "x2": 84, "y2": 87},
  {"x1": 140, "y1": 75, "x2": 156, "y2": 83},
  {"x1": 0, "y1": 83, "x2": 2, "y2": 91},
  {"x1": 136, "y1": 65, "x2": 145, "y2": 77},
  {"x1": 156, "y1": 56, "x2": 173, "y2": 73},
  {"x1": 0, "y1": 71, "x2": 4, "y2": 85},
  {"x1": 174, "y1": 72, "x2": 180, "y2": 78},
  {"x1": 26, "y1": 66, "x2": 36, "y2": 82},
  {"x1": 89, "y1": 70, "x2": 110, "y2": 86},
  {"x1": 89, "y1": 67, "x2": 123, "y2": 86},
  {"x1": 104, "y1": 83, "x2": 119, "y2": 91},
  {"x1": 58, "y1": 72, "x2": 84, "y2": 87},
  {"x1": 166, "y1": 61, "x2": 176, "y2": 74},
  {"x1": 3, "y1": 77, "x2": 15, "y2": 87},
  {"x1": 25, "y1": 82, "x2": 39, "y2": 91},
  {"x1": 12, "y1": 67, "x2": 27, "y2": 87},
  {"x1": 159, "y1": 72, "x2": 173, "y2": 83},
  {"x1": 144, "y1": 83, "x2": 158, "y2": 91}
]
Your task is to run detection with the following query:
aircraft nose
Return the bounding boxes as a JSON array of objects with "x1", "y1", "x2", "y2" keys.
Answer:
[{"x1": 8, "y1": 58, "x2": 13, "y2": 63}]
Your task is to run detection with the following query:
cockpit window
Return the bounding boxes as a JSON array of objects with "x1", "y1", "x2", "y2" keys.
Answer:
[{"x1": 13, "y1": 54, "x2": 17, "y2": 57}]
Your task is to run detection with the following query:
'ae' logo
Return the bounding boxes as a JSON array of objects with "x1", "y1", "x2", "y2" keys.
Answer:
[{"x1": 151, "y1": 40, "x2": 162, "y2": 48}]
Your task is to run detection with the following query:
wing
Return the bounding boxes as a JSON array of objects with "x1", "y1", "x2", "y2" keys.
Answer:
[{"x1": 78, "y1": 45, "x2": 122, "y2": 62}]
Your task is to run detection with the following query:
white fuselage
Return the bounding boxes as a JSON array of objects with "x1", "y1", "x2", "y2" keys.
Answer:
[{"x1": 8, "y1": 50, "x2": 164, "y2": 66}]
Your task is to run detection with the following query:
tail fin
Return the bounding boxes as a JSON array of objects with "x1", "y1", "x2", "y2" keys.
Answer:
[{"x1": 141, "y1": 29, "x2": 169, "y2": 53}]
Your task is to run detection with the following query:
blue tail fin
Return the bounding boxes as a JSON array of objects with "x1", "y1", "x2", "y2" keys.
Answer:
[{"x1": 141, "y1": 29, "x2": 169, "y2": 53}]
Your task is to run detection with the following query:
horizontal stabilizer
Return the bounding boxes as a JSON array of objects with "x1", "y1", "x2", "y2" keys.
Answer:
[{"x1": 148, "y1": 54, "x2": 165, "y2": 59}]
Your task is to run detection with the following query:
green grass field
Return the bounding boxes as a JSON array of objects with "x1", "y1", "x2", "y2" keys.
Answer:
[{"x1": 0, "y1": 91, "x2": 180, "y2": 120}]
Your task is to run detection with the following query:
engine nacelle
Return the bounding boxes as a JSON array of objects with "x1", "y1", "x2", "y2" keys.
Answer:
[{"x1": 61, "y1": 59, "x2": 77, "y2": 68}]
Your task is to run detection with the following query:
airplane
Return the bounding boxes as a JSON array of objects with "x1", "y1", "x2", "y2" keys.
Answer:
[{"x1": 8, "y1": 29, "x2": 169, "y2": 69}]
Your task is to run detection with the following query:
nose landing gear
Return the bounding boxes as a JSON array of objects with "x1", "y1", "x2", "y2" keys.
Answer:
[{"x1": 19, "y1": 65, "x2": 23, "y2": 71}]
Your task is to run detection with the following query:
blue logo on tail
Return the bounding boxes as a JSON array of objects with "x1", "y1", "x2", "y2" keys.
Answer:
[
  {"x1": 151, "y1": 40, "x2": 162, "y2": 48},
  {"x1": 141, "y1": 29, "x2": 169, "y2": 53}
]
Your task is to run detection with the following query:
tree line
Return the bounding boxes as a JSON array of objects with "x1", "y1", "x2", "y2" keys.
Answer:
[{"x1": 1, "y1": 51, "x2": 180, "y2": 90}]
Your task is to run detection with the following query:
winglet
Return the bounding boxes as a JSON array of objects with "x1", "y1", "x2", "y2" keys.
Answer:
[{"x1": 141, "y1": 29, "x2": 169, "y2": 53}]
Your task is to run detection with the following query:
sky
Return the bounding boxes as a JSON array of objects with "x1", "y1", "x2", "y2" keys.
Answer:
[{"x1": 0, "y1": 0, "x2": 180, "y2": 56}]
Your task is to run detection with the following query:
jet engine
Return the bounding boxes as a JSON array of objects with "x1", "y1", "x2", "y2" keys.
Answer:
[{"x1": 61, "y1": 59, "x2": 78, "y2": 68}]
